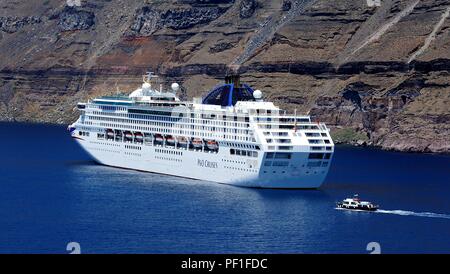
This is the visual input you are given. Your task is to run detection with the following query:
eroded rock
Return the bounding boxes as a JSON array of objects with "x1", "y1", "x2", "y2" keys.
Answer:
[
  {"x1": 56, "y1": 7, "x2": 95, "y2": 31},
  {"x1": 0, "y1": 16, "x2": 41, "y2": 33},
  {"x1": 130, "y1": 6, "x2": 228, "y2": 36},
  {"x1": 282, "y1": 0, "x2": 292, "y2": 11},
  {"x1": 209, "y1": 42, "x2": 235, "y2": 53},
  {"x1": 240, "y1": 0, "x2": 257, "y2": 18}
]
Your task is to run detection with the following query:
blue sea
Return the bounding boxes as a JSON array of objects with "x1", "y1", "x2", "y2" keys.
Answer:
[{"x1": 0, "y1": 122, "x2": 449, "y2": 254}]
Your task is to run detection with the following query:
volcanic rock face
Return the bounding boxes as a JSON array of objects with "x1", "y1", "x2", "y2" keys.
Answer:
[
  {"x1": 240, "y1": 0, "x2": 258, "y2": 18},
  {"x1": 0, "y1": 16, "x2": 41, "y2": 33},
  {"x1": 55, "y1": 7, "x2": 95, "y2": 31},
  {"x1": 130, "y1": 5, "x2": 229, "y2": 36},
  {"x1": 0, "y1": 0, "x2": 449, "y2": 153}
]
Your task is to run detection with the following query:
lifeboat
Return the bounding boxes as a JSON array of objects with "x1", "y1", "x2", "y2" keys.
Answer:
[
  {"x1": 165, "y1": 135, "x2": 175, "y2": 145},
  {"x1": 177, "y1": 136, "x2": 189, "y2": 146},
  {"x1": 206, "y1": 140, "x2": 219, "y2": 150},
  {"x1": 124, "y1": 131, "x2": 133, "y2": 139},
  {"x1": 106, "y1": 129, "x2": 114, "y2": 137},
  {"x1": 143, "y1": 133, "x2": 153, "y2": 142},
  {"x1": 191, "y1": 138, "x2": 203, "y2": 148},
  {"x1": 134, "y1": 132, "x2": 143, "y2": 139},
  {"x1": 154, "y1": 134, "x2": 164, "y2": 143}
]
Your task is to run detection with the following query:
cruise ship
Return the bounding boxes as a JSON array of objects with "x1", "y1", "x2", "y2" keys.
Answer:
[{"x1": 68, "y1": 73, "x2": 334, "y2": 188}]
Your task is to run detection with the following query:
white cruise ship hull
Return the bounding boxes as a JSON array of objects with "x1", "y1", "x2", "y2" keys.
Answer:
[{"x1": 73, "y1": 133, "x2": 331, "y2": 189}]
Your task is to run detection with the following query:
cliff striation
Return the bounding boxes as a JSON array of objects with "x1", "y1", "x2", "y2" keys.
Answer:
[{"x1": 0, "y1": 0, "x2": 449, "y2": 153}]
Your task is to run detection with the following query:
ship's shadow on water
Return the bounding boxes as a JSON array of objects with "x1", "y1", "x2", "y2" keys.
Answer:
[{"x1": 65, "y1": 160, "x2": 97, "y2": 166}]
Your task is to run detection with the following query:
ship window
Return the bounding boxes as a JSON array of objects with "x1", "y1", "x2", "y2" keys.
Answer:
[
  {"x1": 274, "y1": 153, "x2": 292, "y2": 159},
  {"x1": 266, "y1": 152, "x2": 274, "y2": 159},
  {"x1": 308, "y1": 153, "x2": 324, "y2": 159},
  {"x1": 324, "y1": 153, "x2": 331, "y2": 159},
  {"x1": 230, "y1": 149, "x2": 235, "y2": 155},
  {"x1": 307, "y1": 161, "x2": 322, "y2": 167},
  {"x1": 252, "y1": 151, "x2": 258, "y2": 157},
  {"x1": 273, "y1": 161, "x2": 289, "y2": 167},
  {"x1": 264, "y1": 161, "x2": 272, "y2": 167}
]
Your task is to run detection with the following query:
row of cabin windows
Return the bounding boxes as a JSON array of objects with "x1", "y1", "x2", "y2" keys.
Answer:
[
  {"x1": 225, "y1": 142, "x2": 260, "y2": 150},
  {"x1": 266, "y1": 152, "x2": 292, "y2": 159},
  {"x1": 311, "y1": 146, "x2": 333, "y2": 151},
  {"x1": 155, "y1": 149, "x2": 183, "y2": 156},
  {"x1": 264, "y1": 161, "x2": 289, "y2": 167},
  {"x1": 305, "y1": 132, "x2": 328, "y2": 137},
  {"x1": 90, "y1": 111, "x2": 251, "y2": 126},
  {"x1": 230, "y1": 149, "x2": 258, "y2": 158},
  {"x1": 267, "y1": 138, "x2": 292, "y2": 144},
  {"x1": 264, "y1": 131, "x2": 289, "y2": 136},
  {"x1": 93, "y1": 106, "x2": 252, "y2": 120},
  {"x1": 87, "y1": 115, "x2": 252, "y2": 136},
  {"x1": 308, "y1": 139, "x2": 331, "y2": 144},
  {"x1": 260, "y1": 125, "x2": 319, "y2": 130},
  {"x1": 308, "y1": 153, "x2": 332, "y2": 160},
  {"x1": 93, "y1": 122, "x2": 253, "y2": 141},
  {"x1": 125, "y1": 145, "x2": 142, "y2": 150},
  {"x1": 79, "y1": 131, "x2": 89, "y2": 136}
]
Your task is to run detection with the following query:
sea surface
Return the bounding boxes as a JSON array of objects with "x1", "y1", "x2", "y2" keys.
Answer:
[{"x1": 0, "y1": 122, "x2": 449, "y2": 254}]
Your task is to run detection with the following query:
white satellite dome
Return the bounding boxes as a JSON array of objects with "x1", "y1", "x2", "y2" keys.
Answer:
[
  {"x1": 142, "y1": 82, "x2": 151, "y2": 90},
  {"x1": 253, "y1": 89, "x2": 263, "y2": 100},
  {"x1": 171, "y1": 83, "x2": 180, "y2": 92},
  {"x1": 129, "y1": 89, "x2": 143, "y2": 98}
]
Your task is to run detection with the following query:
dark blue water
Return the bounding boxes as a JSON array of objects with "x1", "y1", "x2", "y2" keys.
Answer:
[{"x1": 1, "y1": 122, "x2": 449, "y2": 254}]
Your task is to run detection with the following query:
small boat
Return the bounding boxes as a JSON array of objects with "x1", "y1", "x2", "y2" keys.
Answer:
[
  {"x1": 106, "y1": 129, "x2": 114, "y2": 137},
  {"x1": 166, "y1": 135, "x2": 175, "y2": 145},
  {"x1": 124, "y1": 131, "x2": 133, "y2": 139},
  {"x1": 206, "y1": 140, "x2": 219, "y2": 150},
  {"x1": 134, "y1": 132, "x2": 143, "y2": 139},
  {"x1": 336, "y1": 195, "x2": 379, "y2": 212},
  {"x1": 191, "y1": 138, "x2": 203, "y2": 148},
  {"x1": 154, "y1": 134, "x2": 164, "y2": 143},
  {"x1": 143, "y1": 133, "x2": 153, "y2": 143},
  {"x1": 177, "y1": 136, "x2": 189, "y2": 146}
]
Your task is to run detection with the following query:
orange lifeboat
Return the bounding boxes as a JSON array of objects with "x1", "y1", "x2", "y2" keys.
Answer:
[
  {"x1": 191, "y1": 138, "x2": 203, "y2": 149},
  {"x1": 206, "y1": 140, "x2": 218, "y2": 150}
]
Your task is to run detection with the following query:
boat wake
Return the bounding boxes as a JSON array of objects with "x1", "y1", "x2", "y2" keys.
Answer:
[
  {"x1": 375, "y1": 210, "x2": 450, "y2": 220},
  {"x1": 335, "y1": 208, "x2": 450, "y2": 219}
]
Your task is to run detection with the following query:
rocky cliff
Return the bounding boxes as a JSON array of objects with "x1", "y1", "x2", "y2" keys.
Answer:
[{"x1": 0, "y1": 0, "x2": 449, "y2": 153}]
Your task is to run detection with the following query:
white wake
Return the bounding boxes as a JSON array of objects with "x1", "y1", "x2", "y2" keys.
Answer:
[
  {"x1": 336, "y1": 208, "x2": 450, "y2": 219},
  {"x1": 375, "y1": 210, "x2": 450, "y2": 219}
]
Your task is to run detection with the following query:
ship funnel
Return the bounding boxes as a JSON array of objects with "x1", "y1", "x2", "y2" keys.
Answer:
[{"x1": 225, "y1": 74, "x2": 241, "y2": 87}]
